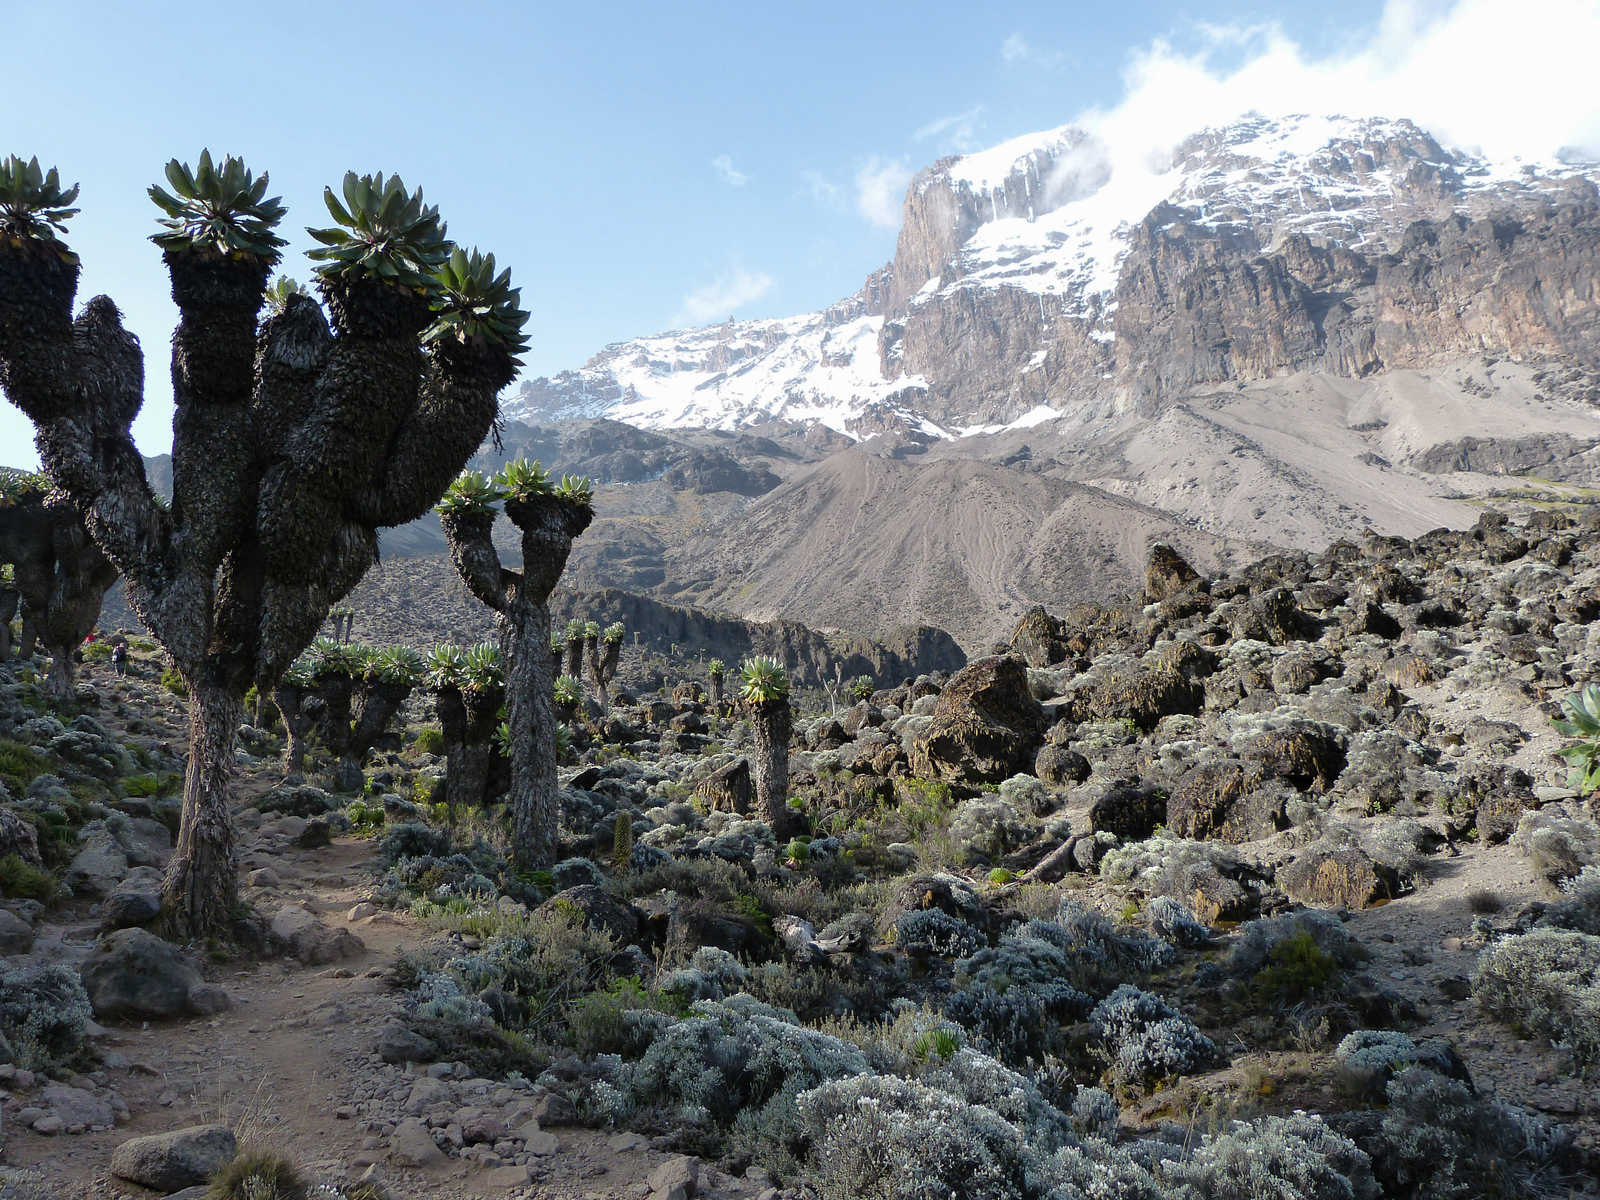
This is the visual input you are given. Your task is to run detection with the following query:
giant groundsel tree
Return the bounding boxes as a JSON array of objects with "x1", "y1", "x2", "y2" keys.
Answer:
[
  {"x1": 0, "y1": 151, "x2": 527, "y2": 937},
  {"x1": 438, "y1": 460, "x2": 593, "y2": 867}
]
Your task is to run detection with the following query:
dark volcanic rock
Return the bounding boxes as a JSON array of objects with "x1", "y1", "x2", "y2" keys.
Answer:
[{"x1": 909, "y1": 657, "x2": 1046, "y2": 785}]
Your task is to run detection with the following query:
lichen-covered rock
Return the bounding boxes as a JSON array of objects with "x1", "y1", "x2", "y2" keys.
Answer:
[
  {"x1": 1089, "y1": 782, "x2": 1167, "y2": 841},
  {"x1": 1279, "y1": 845, "x2": 1399, "y2": 909},
  {"x1": 1034, "y1": 743, "x2": 1090, "y2": 786},
  {"x1": 1145, "y1": 542, "x2": 1202, "y2": 603},
  {"x1": 1167, "y1": 761, "x2": 1285, "y2": 843},
  {"x1": 908, "y1": 657, "x2": 1046, "y2": 785}
]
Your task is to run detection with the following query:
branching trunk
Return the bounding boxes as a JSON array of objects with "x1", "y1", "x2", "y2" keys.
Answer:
[
  {"x1": 1, "y1": 208, "x2": 507, "y2": 935},
  {"x1": 748, "y1": 697, "x2": 796, "y2": 840},
  {"x1": 161, "y1": 680, "x2": 242, "y2": 941},
  {"x1": 434, "y1": 684, "x2": 503, "y2": 821},
  {"x1": 336, "y1": 680, "x2": 412, "y2": 793},
  {"x1": 274, "y1": 685, "x2": 314, "y2": 775},
  {"x1": 441, "y1": 493, "x2": 591, "y2": 870},
  {"x1": 595, "y1": 640, "x2": 621, "y2": 714}
]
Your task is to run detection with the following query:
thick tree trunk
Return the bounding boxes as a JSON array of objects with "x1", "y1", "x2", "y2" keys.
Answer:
[
  {"x1": 0, "y1": 587, "x2": 15, "y2": 659},
  {"x1": 565, "y1": 639, "x2": 583, "y2": 686},
  {"x1": 274, "y1": 687, "x2": 313, "y2": 775},
  {"x1": 161, "y1": 681, "x2": 242, "y2": 941},
  {"x1": 509, "y1": 601, "x2": 561, "y2": 868},
  {"x1": 16, "y1": 616, "x2": 35, "y2": 659},
  {"x1": 709, "y1": 674, "x2": 724, "y2": 707},
  {"x1": 749, "y1": 698, "x2": 796, "y2": 839},
  {"x1": 335, "y1": 682, "x2": 411, "y2": 794},
  {"x1": 43, "y1": 647, "x2": 74, "y2": 702},
  {"x1": 435, "y1": 686, "x2": 501, "y2": 821}
]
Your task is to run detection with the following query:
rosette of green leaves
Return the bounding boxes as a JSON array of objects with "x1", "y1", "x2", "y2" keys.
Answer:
[
  {"x1": 850, "y1": 675, "x2": 875, "y2": 701},
  {"x1": 1553, "y1": 683, "x2": 1600, "y2": 794},
  {"x1": 308, "y1": 636, "x2": 361, "y2": 679},
  {"x1": 553, "y1": 675, "x2": 583, "y2": 709},
  {"x1": 582, "y1": 621, "x2": 600, "y2": 640},
  {"x1": 424, "y1": 247, "x2": 530, "y2": 365},
  {"x1": 148, "y1": 151, "x2": 287, "y2": 262},
  {"x1": 366, "y1": 646, "x2": 424, "y2": 687},
  {"x1": 283, "y1": 652, "x2": 317, "y2": 690},
  {"x1": 564, "y1": 619, "x2": 586, "y2": 643},
  {"x1": 498, "y1": 457, "x2": 553, "y2": 502},
  {"x1": 264, "y1": 275, "x2": 308, "y2": 314},
  {"x1": 739, "y1": 656, "x2": 790, "y2": 703},
  {"x1": 550, "y1": 632, "x2": 565, "y2": 654},
  {"x1": 0, "y1": 155, "x2": 80, "y2": 260},
  {"x1": 602, "y1": 622, "x2": 625, "y2": 645},
  {"x1": 461, "y1": 643, "x2": 503, "y2": 692},
  {"x1": 306, "y1": 171, "x2": 449, "y2": 288},
  {"x1": 554, "y1": 475, "x2": 594, "y2": 509},
  {"x1": 0, "y1": 471, "x2": 47, "y2": 507},
  {"x1": 435, "y1": 470, "x2": 505, "y2": 518},
  {"x1": 424, "y1": 644, "x2": 467, "y2": 691},
  {"x1": 706, "y1": 658, "x2": 726, "y2": 677}
]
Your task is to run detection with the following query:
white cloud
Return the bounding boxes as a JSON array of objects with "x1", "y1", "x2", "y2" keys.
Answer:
[
  {"x1": 675, "y1": 268, "x2": 774, "y2": 326},
  {"x1": 1085, "y1": 0, "x2": 1600, "y2": 174},
  {"x1": 711, "y1": 154, "x2": 749, "y2": 187},
  {"x1": 997, "y1": 0, "x2": 1600, "y2": 258},
  {"x1": 1001, "y1": 32, "x2": 1064, "y2": 68},
  {"x1": 855, "y1": 157, "x2": 913, "y2": 229},
  {"x1": 915, "y1": 106, "x2": 985, "y2": 153},
  {"x1": 802, "y1": 169, "x2": 844, "y2": 208}
]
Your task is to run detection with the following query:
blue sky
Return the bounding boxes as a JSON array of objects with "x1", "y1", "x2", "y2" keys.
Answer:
[{"x1": 8, "y1": 0, "x2": 1594, "y2": 467}]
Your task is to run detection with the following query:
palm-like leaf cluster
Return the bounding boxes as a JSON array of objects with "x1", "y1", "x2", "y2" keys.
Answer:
[
  {"x1": 306, "y1": 171, "x2": 450, "y2": 289},
  {"x1": 602, "y1": 622, "x2": 626, "y2": 645},
  {"x1": 564, "y1": 619, "x2": 586, "y2": 643},
  {"x1": 1553, "y1": 683, "x2": 1600, "y2": 794},
  {"x1": 499, "y1": 458, "x2": 554, "y2": 502},
  {"x1": 553, "y1": 674, "x2": 583, "y2": 708},
  {"x1": 435, "y1": 470, "x2": 505, "y2": 518},
  {"x1": 553, "y1": 474, "x2": 595, "y2": 509},
  {"x1": 0, "y1": 470, "x2": 47, "y2": 507},
  {"x1": 365, "y1": 645, "x2": 424, "y2": 687},
  {"x1": 0, "y1": 155, "x2": 80, "y2": 261},
  {"x1": 739, "y1": 656, "x2": 790, "y2": 703},
  {"x1": 307, "y1": 636, "x2": 362, "y2": 679},
  {"x1": 263, "y1": 275, "x2": 308, "y2": 314},
  {"x1": 461, "y1": 643, "x2": 504, "y2": 692},
  {"x1": 148, "y1": 151, "x2": 287, "y2": 262},
  {"x1": 582, "y1": 621, "x2": 601, "y2": 640},
  {"x1": 707, "y1": 658, "x2": 726, "y2": 677},
  {"x1": 424, "y1": 247, "x2": 531, "y2": 365}
]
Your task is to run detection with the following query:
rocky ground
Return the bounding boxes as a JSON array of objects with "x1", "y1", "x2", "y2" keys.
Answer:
[{"x1": 2, "y1": 506, "x2": 1600, "y2": 1199}]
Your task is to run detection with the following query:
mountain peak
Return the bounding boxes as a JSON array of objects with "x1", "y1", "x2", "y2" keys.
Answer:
[{"x1": 507, "y1": 112, "x2": 1600, "y2": 438}]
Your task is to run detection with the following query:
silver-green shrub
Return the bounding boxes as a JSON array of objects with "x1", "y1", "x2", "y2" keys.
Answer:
[
  {"x1": 1378, "y1": 1066, "x2": 1571, "y2": 1200},
  {"x1": 1471, "y1": 927, "x2": 1600, "y2": 1067},
  {"x1": 1091, "y1": 984, "x2": 1218, "y2": 1085},
  {"x1": 1182, "y1": 1113, "x2": 1378, "y2": 1200}
]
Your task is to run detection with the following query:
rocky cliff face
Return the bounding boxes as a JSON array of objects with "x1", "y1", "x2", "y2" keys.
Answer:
[{"x1": 507, "y1": 114, "x2": 1600, "y2": 438}]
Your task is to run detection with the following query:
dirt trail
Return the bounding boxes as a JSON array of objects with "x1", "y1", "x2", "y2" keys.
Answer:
[{"x1": 2, "y1": 673, "x2": 734, "y2": 1200}]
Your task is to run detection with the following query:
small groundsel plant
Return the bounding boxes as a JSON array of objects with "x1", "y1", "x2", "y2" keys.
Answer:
[{"x1": 1551, "y1": 683, "x2": 1600, "y2": 794}]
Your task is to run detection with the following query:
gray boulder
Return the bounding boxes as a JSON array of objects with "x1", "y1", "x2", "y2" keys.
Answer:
[
  {"x1": 79, "y1": 928, "x2": 228, "y2": 1019},
  {"x1": 110, "y1": 1124, "x2": 236, "y2": 1190}
]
